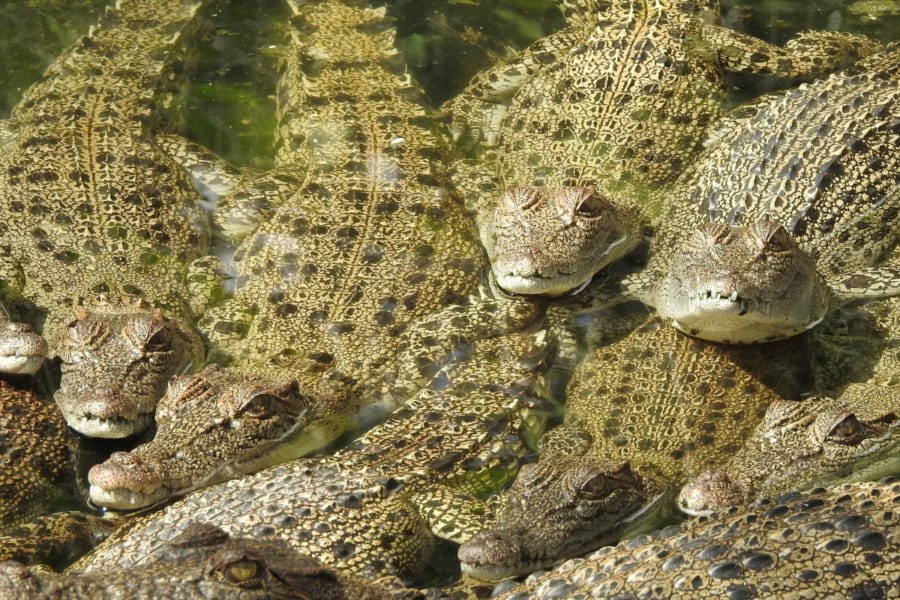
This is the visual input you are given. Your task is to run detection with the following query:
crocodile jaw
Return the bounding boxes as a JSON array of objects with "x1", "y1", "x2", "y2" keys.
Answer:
[
  {"x1": 667, "y1": 294, "x2": 827, "y2": 344},
  {"x1": 655, "y1": 219, "x2": 830, "y2": 343}
]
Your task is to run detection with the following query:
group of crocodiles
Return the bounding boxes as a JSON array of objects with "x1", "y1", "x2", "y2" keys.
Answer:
[{"x1": 0, "y1": 0, "x2": 898, "y2": 598}]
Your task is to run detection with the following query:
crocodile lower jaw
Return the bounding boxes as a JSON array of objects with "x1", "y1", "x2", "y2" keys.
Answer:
[
  {"x1": 0, "y1": 354, "x2": 45, "y2": 375},
  {"x1": 668, "y1": 304, "x2": 822, "y2": 344},
  {"x1": 64, "y1": 413, "x2": 151, "y2": 439},
  {"x1": 89, "y1": 483, "x2": 172, "y2": 511}
]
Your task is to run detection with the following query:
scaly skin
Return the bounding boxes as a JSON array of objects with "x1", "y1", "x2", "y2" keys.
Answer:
[
  {"x1": 71, "y1": 330, "x2": 552, "y2": 583},
  {"x1": 625, "y1": 43, "x2": 900, "y2": 343},
  {"x1": 492, "y1": 479, "x2": 900, "y2": 599},
  {"x1": 189, "y1": 0, "x2": 487, "y2": 477},
  {"x1": 82, "y1": 0, "x2": 532, "y2": 512},
  {"x1": 0, "y1": 512, "x2": 118, "y2": 571},
  {"x1": 87, "y1": 364, "x2": 310, "y2": 510},
  {"x1": 458, "y1": 298, "x2": 876, "y2": 580},
  {"x1": 0, "y1": 0, "x2": 216, "y2": 438},
  {"x1": 0, "y1": 522, "x2": 415, "y2": 599},
  {"x1": 447, "y1": 0, "x2": 882, "y2": 296},
  {"x1": 678, "y1": 297, "x2": 900, "y2": 514},
  {"x1": 0, "y1": 377, "x2": 71, "y2": 529}
]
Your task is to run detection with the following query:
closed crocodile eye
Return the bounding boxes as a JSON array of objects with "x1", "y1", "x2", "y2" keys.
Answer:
[
  {"x1": 577, "y1": 473, "x2": 610, "y2": 500},
  {"x1": 239, "y1": 394, "x2": 279, "y2": 419},
  {"x1": 829, "y1": 414, "x2": 862, "y2": 442},
  {"x1": 503, "y1": 187, "x2": 541, "y2": 211}
]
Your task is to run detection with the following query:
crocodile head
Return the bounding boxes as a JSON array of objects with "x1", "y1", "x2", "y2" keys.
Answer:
[
  {"x1": 677, "y1": 393, "x2": 900, "y2": 516},
  {"x1": 481, "y1": 186, "x2": 640, "y2": 296},
  {"x1": 0, "y1": 320, "x2": 48, "y2": 375},
  {"x1": 0, "y1": 521, "x2": 400, "y2": 598},
  {"x1": 53, "y1": 296, "x2": 204, "y2": 439},
  {"x1": 458, "y1": 458, "x2": 665, "y2": 581},
  {"x1": 88, "y1": 364, "x2": 309, "y2": 510},
  {"x1": 654, "y1": 218, "x2": 830, "y2": 343}
]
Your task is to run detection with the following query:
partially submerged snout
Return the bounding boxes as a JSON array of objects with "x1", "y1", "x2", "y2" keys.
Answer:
[
  {"x1": 89, "y1": 364, "x2": 308, "y2": 510},
  {"x1": 655, "y1": 219, "x2": 829, "y2": 343},
  {"x1": 482, "y1": 186, "x2": 641, "y2": 296},
  {"x1": 459, "y1": 458, "x2": 664, "y2": 581},
  {"x1": 0, "y1": 321, "x2": 48, "y2": 375}
]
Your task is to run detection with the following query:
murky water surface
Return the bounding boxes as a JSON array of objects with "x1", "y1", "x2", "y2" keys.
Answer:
[{"x1": 0, "y1": 0, "x2": 897, "y2": 584}]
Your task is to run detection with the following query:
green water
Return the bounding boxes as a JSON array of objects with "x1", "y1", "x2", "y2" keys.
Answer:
[
  {"x1": 0, "y1": 0, "x2": 897, "y2": 584},
  {"x1": 2, "y1": 0, "x2": 897, "y2": 168}
]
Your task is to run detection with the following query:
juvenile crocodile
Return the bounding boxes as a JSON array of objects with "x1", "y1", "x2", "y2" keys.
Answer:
[
  {"x1": 0, "y1": 522, "x2": 416, "y2": 599},
  {"x1": 457, "y1": 298, "x2": 868, "y2": 580},
  {"x1": 446, "y1": 0, "x2": 881, "y2": 297},
  {"x1": 71, "y1": 330, "x2": 554, "y2": 582},
  {"x1": 0, "y1": 376, "x2": 71, "y2": 528},
  {"x1": 678, "y1": 297, "x2": 900, "y2": 514},
  {"x1": 490, "y1": 478, "x2": 900, "y2": 599},
  {"x1": 615, "y1": 42, "x2": 900, "y2": 343},
  {"x1": 171, "y1": 0, "x2": 496, "y2": 474},
  {"x1": 84, "y1": 0, "x2": 558, "y2": 512},
  {"x1": 0, "y1": 0, "x2": 218, "y2": 437}
]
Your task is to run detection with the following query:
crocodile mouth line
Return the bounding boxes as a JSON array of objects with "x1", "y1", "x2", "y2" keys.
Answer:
[{"x1": 689, "y1": 290, "x2": 750, "y2": 316}]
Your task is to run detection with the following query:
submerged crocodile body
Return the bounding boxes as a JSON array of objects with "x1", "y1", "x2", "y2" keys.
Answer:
[
  {"x1": 0, "y1": 0, "x2": 216, "y2": 437},
  {"x1": 621, "y1": 43, "x2": 900, "y2": 343},
  {"x1": 679, "y1": 296, "x2": 900, "y2": 514},
  {"x1": 492, "y1": 479, "x2": 900, "y2": 599},
  {"x1": 0, "y1": 522, "x2": 415, "y2": 599},
  {"x1": 448, "y1": 0, "x2": 881, "y2": 296},
  {"x1": 82, "y1": 0, "x2": 515, "y2": 512},
  {"x1": 71, "y1": 330, "x2": 552, "y2": 582},
  {"x1": 0, "y1": 376, "x2": 71, "y2": 528},
  {"x1": 459, "y1": 300, "x2": 827, "y2": 580}
]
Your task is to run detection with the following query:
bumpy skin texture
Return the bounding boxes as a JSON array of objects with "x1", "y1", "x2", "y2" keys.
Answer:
[
  {"x1": 193, "y1": 0, "x2": 485, "y2": 461},
  {"x1": 448, "y1": 0, "x2": 881, "y2": 296},
  {"x1": 678, "y1": 297, "x2": 900, "y2": 514},
  {"x1": 0, "y1": 512, "x2": 118, "y2": 571},
  {"x1": 458, "y1": 300, "x2": 871, "y2": 580},
  {"x1": 493, "y1": 479, "x2": 900, "y2": 599},
  {"x1": 0, "y1": 378, "x2": 70, "y2": 528},
  {"x1": 640, "y1": 44, "x2": 900, "y2": 343},
  {"x1": 88, "y1": 364, "x2": 310, "y2": 510},
  {"x1": 0, "y1": 0, "x2": 212, "y2": 437},
  {"x1": 0, "y1": 522, "x2": 411, "y2": 600},
  {"x1": 71, "y1": 331, "x2": 550, "y2": 582}
]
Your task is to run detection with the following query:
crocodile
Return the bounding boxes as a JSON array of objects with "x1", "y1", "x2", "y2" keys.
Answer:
[
  {"x1": 445, "y1": 0, "x2": 882, "y2": 297},
  {"x1": 678, "y1": 297, "x2": 900, "y2": 515},
  {"x1": 456, "y1": 297, "x2": 875, "y2": 581},
  {"x1": 0, "y1": 522, "x2": 418, "y2": 599},
  {"x1": 80, "y1": 0, "x2": 558, "y2": 512},
  {"x1": 612, "y1": 42, "x2": 900, "y2": 343},
  {"x1": 87, "y1": 363, "x2": 310, "y2": 509},
  {"x1": 0, "y1": 375, "x2": 71, "y2": 528},
  {"x1": 489, "y1": 478, "x2": 900, "y2": 599},
  {"x1": 70, "y1": 329, "x2": 553, "y2": 582},
  {"x1": 176, "y1": 0, "x2": 498, "y2": 472},
  {"x1": 0, "y1": 0, "x2": 219, "y2": 437},
  {"x1": 0, "y1": 512, "x2": 118, "y2": 571}
]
